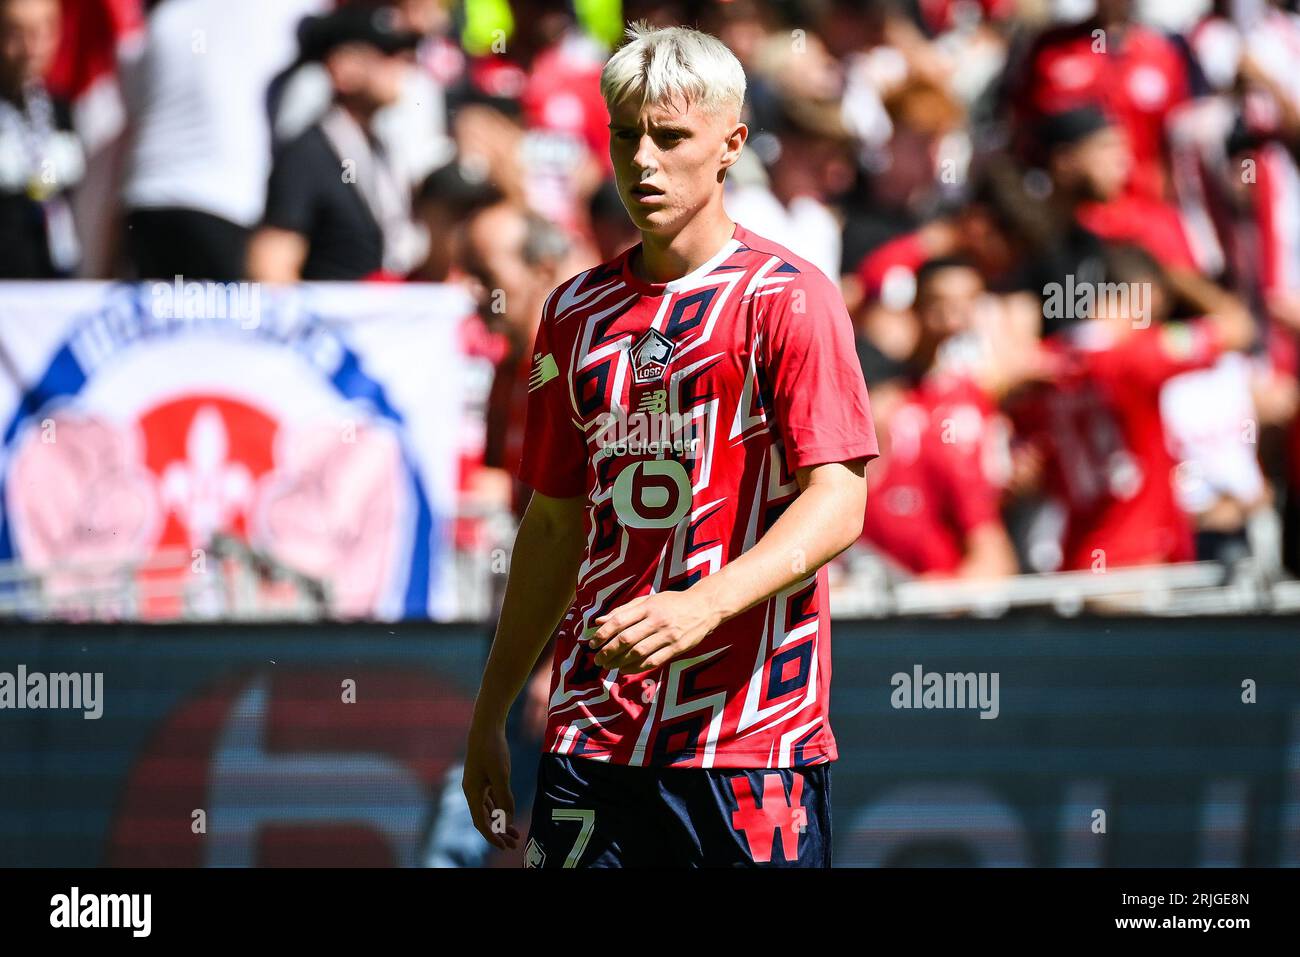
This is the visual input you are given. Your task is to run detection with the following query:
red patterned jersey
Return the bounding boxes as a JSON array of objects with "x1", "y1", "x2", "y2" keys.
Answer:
[{"x1": 516, "y1": 223, "x2": 878, "y2": 769}]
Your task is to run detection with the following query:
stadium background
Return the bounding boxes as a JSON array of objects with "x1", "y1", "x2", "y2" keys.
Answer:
[
  {"x1": 2, "y1": 619, "x2": 1298, "y2": 867},
  {"x1": 1, "y1": 0, "x2": 1299, "y2": 866}
]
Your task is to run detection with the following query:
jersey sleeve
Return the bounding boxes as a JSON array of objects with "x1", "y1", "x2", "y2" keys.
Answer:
[
  {"x1": 759, "y1": 268, "x2": 880, "y2": 471},
  {"x1": 514, "y1": 297, "x2": 588, "y2": 498},
  {"x1": 1114, "y1": 318, "x2": 1224, "y2": 390}
]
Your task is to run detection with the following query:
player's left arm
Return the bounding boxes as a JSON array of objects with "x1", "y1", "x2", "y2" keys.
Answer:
[{"x1": 591, "y1": 267, "x2": 877, "y2": 672}]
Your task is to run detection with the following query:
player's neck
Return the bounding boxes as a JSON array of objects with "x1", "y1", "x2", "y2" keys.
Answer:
[{"x1": 634, "y1": 206, "x2": 737, "y2": 285}]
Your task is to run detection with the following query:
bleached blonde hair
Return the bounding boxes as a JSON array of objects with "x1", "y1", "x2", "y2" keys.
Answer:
[{"x1": 600, "y1": 21, "x2": 746, "y2": 119}]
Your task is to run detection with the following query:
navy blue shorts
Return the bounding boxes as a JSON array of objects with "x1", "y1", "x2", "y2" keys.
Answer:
[{"x1": 524, "y1": 754, "x2": 832, "y2": 868}]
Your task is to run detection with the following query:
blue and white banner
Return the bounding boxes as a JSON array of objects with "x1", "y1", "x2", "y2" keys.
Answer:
[{"x1": 0, "y1": 281, "x2": 475, "y2": 620}]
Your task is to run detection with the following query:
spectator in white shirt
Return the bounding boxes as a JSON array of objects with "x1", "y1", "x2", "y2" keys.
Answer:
[{"x1": 120, "y1": 0, "x2": 328, "y2": 280}]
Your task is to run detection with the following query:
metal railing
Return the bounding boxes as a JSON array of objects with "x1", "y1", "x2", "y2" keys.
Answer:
[
  {"x1": 1, "y1": 514, "x2": 1296, "y2": 623},
  {"x1": 0, "y1": 533, "x2": 329, "y2": 622},
  {"x1": 828, "y1": 545, "x2": 1299, "y2": 618}
]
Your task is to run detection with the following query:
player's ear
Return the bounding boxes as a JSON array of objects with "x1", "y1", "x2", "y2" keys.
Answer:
[{"x1": 719, "y1": 120, "x2": 747, "y2": 175}]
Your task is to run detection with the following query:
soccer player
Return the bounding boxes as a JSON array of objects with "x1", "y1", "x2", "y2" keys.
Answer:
[{"x1": 461, "y1": 22, "x2": 878, "y2": 868}]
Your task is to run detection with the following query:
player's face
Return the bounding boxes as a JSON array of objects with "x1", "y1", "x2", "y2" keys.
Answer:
[{"x1": 608, "y1": 94, "x2": 744, "y2": 238}]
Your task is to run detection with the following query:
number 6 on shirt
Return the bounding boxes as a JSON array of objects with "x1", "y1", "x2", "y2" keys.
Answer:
[{"x1": 612, "y1": 459, "x2": 693, "y2": 528}]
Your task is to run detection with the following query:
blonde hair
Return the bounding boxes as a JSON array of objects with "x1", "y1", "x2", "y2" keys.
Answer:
[{"x1": 600, "y1": 21, "x2": 746, "y2": 119}]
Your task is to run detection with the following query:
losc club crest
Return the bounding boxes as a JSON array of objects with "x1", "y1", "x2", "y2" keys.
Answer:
[
  {"x1": 630, "y1": 329, "x2": 675, "y2": 384},
  {"x1": 523, "y1": 838, "x2": 546, "y2": 868}
]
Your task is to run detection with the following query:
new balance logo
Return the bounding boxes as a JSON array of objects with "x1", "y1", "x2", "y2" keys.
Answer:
[
  {"x1": 637, "y1": 389, "x2": 667, "y2": 414},
  {"x1": 529, "y1": 352, "x2": 559, "y2": 392}
]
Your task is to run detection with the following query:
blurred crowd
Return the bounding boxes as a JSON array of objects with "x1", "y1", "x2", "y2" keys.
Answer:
[{"x1": 4, "y1": 0, "x2": 1300, "y2": 581}]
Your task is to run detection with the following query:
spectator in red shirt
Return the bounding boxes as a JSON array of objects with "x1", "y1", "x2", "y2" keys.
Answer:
[
  {"x1": 1036, "y1": 104, "x2": 1199, "y2": 273},
  {"x1": 856, "y1": 163, "x2": 1036, "y2": 304},
  {"x1": 460, "y1": 201, "x2": 573, "y2": 521},
  {"x1": 853, "y1": 162, "x2": 1041, "y2": 362},
  {"x1": 459, "y1": 0, "x2": 608, "y2": 237},
  {"x1": 1010, "y1": 244, "x2": 1255, "y2": 571},
  {"x1": 1007, "y1": 0, "x2": 1190, "y2": 204},
  {"x1": 860, "y1": 259, "x2": 1017, "y2": 579}
]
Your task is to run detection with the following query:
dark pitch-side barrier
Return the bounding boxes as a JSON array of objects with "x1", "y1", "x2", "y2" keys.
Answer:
[{"x1": 0, "y1": 617, "x2": 1296, "y2": 867}]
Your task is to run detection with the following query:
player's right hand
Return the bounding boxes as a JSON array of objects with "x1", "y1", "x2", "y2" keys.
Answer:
[{"x1": 462, "y1": 720, "x2": 520, "y2": 851}]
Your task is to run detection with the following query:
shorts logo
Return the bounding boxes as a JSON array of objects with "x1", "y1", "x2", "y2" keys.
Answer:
[
  {"x1": 729, "y1": 774, "x2": 806, "y2": 863},
  {"x1": 523, "y1": 837, "x2": 546, "y2": 868},
  {"x1": 630, "y1": 329, "x2": 675, "y2": 384}
]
